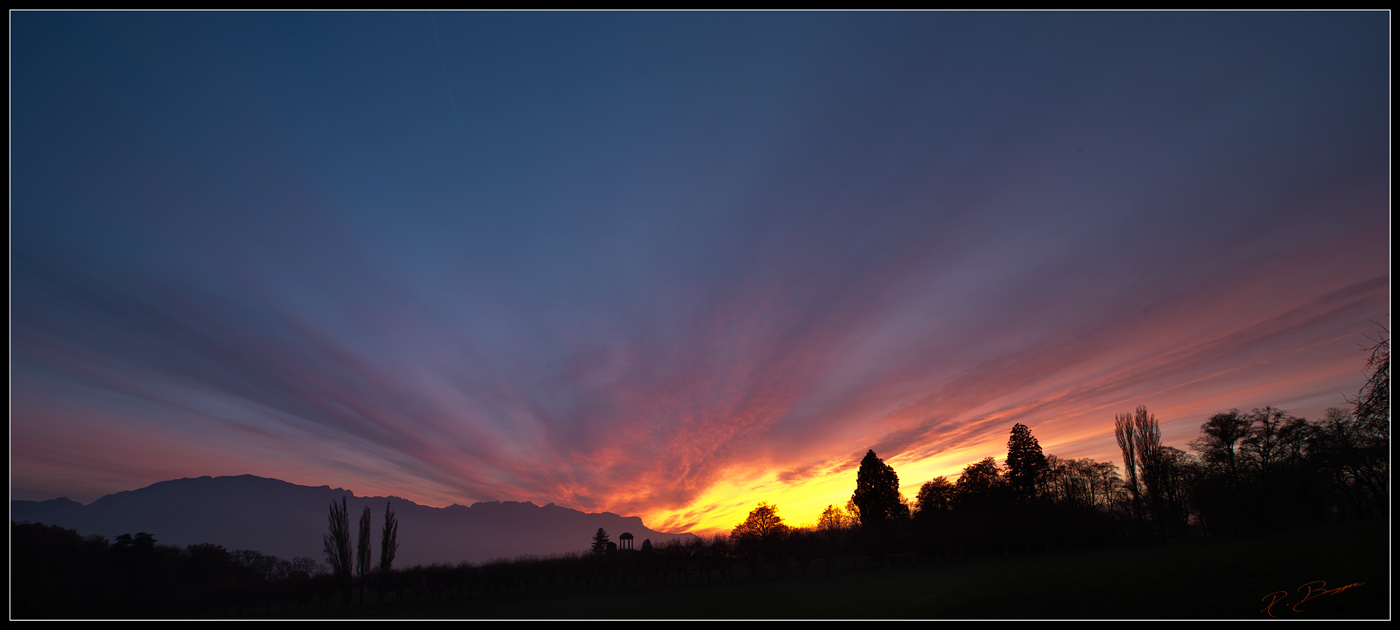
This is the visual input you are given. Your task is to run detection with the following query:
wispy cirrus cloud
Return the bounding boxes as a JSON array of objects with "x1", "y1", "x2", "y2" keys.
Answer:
[{"x1": 11, "y1": 12, "x2": 1388, "y2": 535}]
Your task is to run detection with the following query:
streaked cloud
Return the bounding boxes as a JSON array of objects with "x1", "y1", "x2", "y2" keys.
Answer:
[{"x1": 11, "y1": 12, "x2": 1388, "y2": 535}]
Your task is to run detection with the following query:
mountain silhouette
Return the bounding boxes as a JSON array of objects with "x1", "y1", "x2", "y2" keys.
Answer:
[{"x1": 10, "y1": 474, "x2": 695, "y2": 567}]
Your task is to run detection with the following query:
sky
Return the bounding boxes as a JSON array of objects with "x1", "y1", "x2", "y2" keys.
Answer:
[{"x1": 10, "y1": 11, "x2": 1390, "y2": 535}]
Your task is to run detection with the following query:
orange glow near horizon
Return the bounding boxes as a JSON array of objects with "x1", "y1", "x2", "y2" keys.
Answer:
[{"x1": 11, "y1": 12, "x2": 1388, "y2": 561}]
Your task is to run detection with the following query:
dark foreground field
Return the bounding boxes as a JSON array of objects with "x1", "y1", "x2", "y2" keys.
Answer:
[{"x1": 323, "y1": 519, "x2": 1387, "y2": 619}]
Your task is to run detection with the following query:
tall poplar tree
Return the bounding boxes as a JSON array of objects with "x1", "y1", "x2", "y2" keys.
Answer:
[
  {"x1": 357, "y1": 506, "x2": 372, "y2": 604},
  {"x1": 1114, "y1": 412, "x2": 1143, "y2": 533},
  {"x1": 323, "y1": 497, "x2": 352, "y2": 606},
  {"x1": 379, "y1": 500, "x2": 398, "y2": 576},
  {"x1": 378, "y1": 500, "x2": 398, "y2": 603}
]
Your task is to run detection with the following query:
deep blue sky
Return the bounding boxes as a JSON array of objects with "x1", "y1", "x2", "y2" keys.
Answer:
[{"x1": 11, "y1": 11, "x2": 1389, "y2": 533}]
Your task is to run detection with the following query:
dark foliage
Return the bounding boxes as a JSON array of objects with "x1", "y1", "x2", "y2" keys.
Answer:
[
  {"x1": 954, "y1": 457, "x2": 1006, "y2": 510},
  {"x1": 731, "y1": 503, "x2": 791, "y2": 577},
  {"x1": 1005, "y1": 424, "x2": 1048, "y2": 503},
  {"x1": 913, "y1": 476, "x2": 954, "y2": 516},
  {"x1": 380, "y1": 500, "x2": 399, "y2": 584},
  {"x1": 357, "y1": 505, "x2": 372, "y2": 603},
  {"x1": 11, "y1": 521, "x2": 329, "y2": 618},
  {"x1": 852, "y1": 450, "x2": 908, "y2": 525}
]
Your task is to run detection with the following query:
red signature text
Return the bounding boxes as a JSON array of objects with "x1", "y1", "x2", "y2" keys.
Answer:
[{"x1": 1261, "y1": 580, "x2": 1365, "y2": 617}]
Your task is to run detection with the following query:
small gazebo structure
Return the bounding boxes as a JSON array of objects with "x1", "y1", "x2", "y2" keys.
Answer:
[{"x1": 618, "y1": 532, "x2": 634, "y2": 550}]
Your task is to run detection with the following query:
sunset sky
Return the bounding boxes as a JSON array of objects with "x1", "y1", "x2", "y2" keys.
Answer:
[{"x1": 11, "y1": 12, "x2": 1389, "y2": 535}]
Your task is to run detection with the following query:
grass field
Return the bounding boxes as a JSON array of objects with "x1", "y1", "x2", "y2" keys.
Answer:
[{"x1": 314, "y1": 519, "x2": 1388, "y2": 619}]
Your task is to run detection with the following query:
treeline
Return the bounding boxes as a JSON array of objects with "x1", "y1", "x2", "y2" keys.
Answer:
[
  {"x1": 10, "y1": 518, "x2": 783, "y2": 617},
  {"x1": 1106, "y1": 329, "x2": 1388, "y2": 539},
  {"x1": 718, "y1": 439, "x2": 1125, "y2": 576},
  {"x1": 10, "y1": 521, "x2": 330, "y2": 618},
  {"x1": 727, "y1": 331, "x2": 1389, "y2": 568}
]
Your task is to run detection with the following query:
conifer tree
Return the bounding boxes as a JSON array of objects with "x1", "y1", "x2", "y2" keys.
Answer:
[
  {"x1": 852, "y1": 450, "x2": 906, "y2": 524},
  {"x1": 591, "y1": 527, "x2": 610, "y2": 555},
  {"x1": 1006, "y1": 423, "x2": 1049, "y2": 502}
]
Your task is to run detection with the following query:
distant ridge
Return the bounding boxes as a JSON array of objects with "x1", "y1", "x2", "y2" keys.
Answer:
[{"x1": 10, "y1": 474, "x2": 695, "y2": 567}]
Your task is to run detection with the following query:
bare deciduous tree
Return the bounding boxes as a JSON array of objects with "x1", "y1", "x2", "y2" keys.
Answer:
[
  {"x1": 322, "y1": 497, "x2": 352, "y2": 606},
  {"x1": 1114, "y1": 410, "x2": 1143, "y2": 533},
  {"x1": 1191, "y1": 410, "x2": 1250, "y2": 486},
  {"x1": 1350, "y1": 326, "x2": 1389, "y2": 425},
  {"x1": 1132, "y1": 406, "x2": 1167, "y2": 534}
]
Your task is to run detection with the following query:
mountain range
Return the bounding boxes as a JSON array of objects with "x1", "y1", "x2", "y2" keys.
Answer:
[{"x1": 10, "y1": 475, "x2": 696, "y2": 567}]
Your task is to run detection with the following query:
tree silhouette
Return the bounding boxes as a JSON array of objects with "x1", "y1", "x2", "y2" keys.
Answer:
[
  {"x1": 852, "y1": 450, "x2": 910, "y2": 562},
  {"x1": 322, "y1": 497, "x2": 352, "y2": 606},
  {"x1": 844, "y1": 499, "x2": 862, "y2": 527},
  {"x1": 914, "y1": 476, "x2": 955, "y2": 515},
  {"x1": 1350, "y1": 326, "x2": 1389, "y2": 426},
  {"x1": 1006, "y1": 423, "x2": 1048, "y2": 503},
  {"x1": 379, "y1": 500, "x2": 398, "y2": 581},
  {"x1": 818, "y1": 503, "x2": 855, "y2": 530},
  {"x1": 591, "y1": 528, "x2": 610, "y2": 555},
  {"x1": 910, "y1": 476, "x2": 955, "y2": 563},
  {"x1": 1240, "y1": 406, "x2": 1289, "y2": 483},
  {"x1": 732, "y1": 503, "x2": 790, "y2": 577},
  {"x1": 1119, "y1": 405, "x2": 1191, "y2": 539},
  {"x1": 815, "y1": 504, "x2": 855, "y2": 571},
  {"x1": 1321, "y1": 328, "x2": 1390, "y2": 517},
  {"x1": 1132, "y1": 406, "x2": 1169, "y2": 535},
  {"x1": 732, "y1": 502, "x2": 787, "y2": 539},
  {"x1": 1238, "y1": 406, "x2": 1315, "y2": 530},
  {"x1": 852, "y1": 450, "x2": 907, "y2": 525},
  {"x1": 954, "y1": 457, "x2": 1005, "y2": 509},
  {"x1": 1114, "y1": 411, "x2": 1144, "y2": 534},
  {"x1": 1315, "y1": 407, "x2": 1388, "y2": 517},
  {"x1": 1190, "y1": 410, "x2": 1250, "y2": 487},
  {"x1": 356, "y1": 505, "x2": 371, "y2": 604}
]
